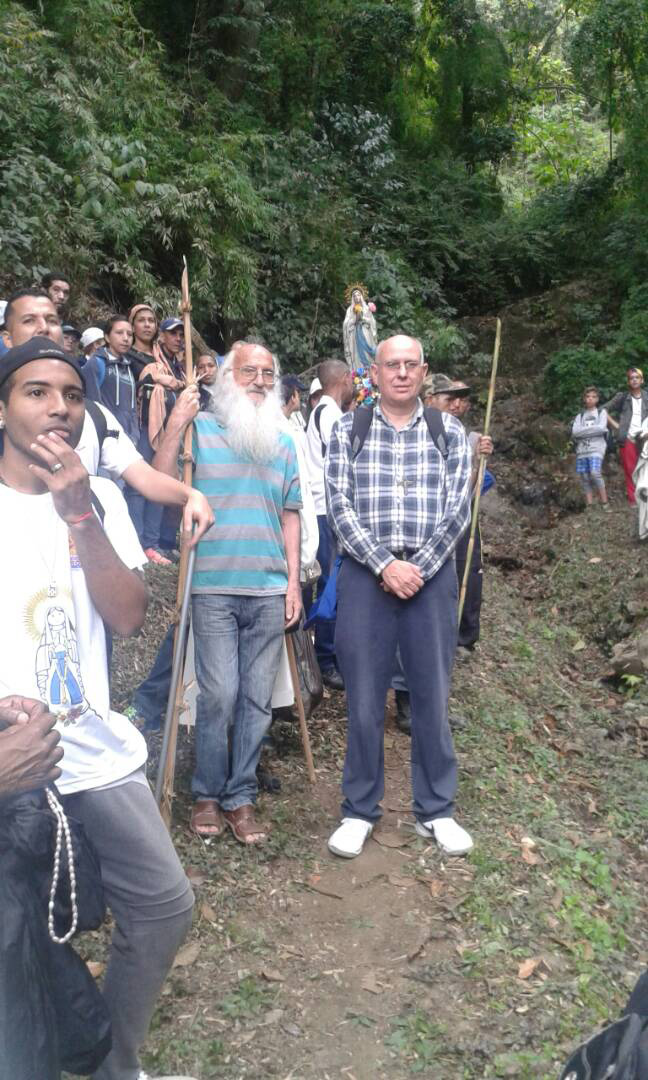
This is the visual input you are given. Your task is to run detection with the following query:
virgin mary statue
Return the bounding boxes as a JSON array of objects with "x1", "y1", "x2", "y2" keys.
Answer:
[{"x1": 342, "y1": 284, "x2": 377, "y2": 368}]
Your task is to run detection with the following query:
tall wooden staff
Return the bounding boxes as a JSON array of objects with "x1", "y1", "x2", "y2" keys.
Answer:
[
  {"x1": 157, "y1": 257, "x2": 196, "y2": 827},
  {"x1": 457, "y1": 318, "x2": 501, "y2": 624}
]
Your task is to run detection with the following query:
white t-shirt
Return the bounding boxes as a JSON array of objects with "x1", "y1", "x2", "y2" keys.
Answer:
[
  {"x1": 76, "y1": 404, "x2": 142, "y2": 479},
  {"x1": 0, "y1": 476, "x2": 147, "y2": 794},
  {"x1": 305, "y1": 395, "x2": 343, "y2": 514},
  {"x1": 279, "y1": 418, "x2": 319, "y2": 573},
  {"x1": 629, "y1": 395, "x2": 643, "y2": 438}
]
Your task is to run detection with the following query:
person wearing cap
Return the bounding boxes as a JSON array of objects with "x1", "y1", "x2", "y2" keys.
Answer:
[
  {"x1": 62, "y1": 324, "x2": 82, "y2": 359},
  {"x1": 83, "y1": 315, "x2": 138, "y2": 443},
  {"x1": 80, "y1": 326, "x2": 105, "y2": 364},
  {"x1": 0, "y1": 336, "x2": 196, "y2": 1080},
  {"x1": 308, "y1": 376, "x2": 323, "y2": 415},
  {"x1": 135, "y1": 316, "x2": 187, "y2": 563},
  {"x1": 2, "y1": 288, "x2": 214, "y2": 555},
  {"x1": 305, "y1": 359, "x2": 354, "y2": 691},
  {"x1": 325, "y1": 335, "x2": 473, "y2": 860},
  {"x1": 604, "y1": 367, "x2": 648, "y2": 504}
]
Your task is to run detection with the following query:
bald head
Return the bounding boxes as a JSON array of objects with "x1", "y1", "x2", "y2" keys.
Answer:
[
  {"x1": 318, "y1": 359, "x2": 349, "y2": 392},
  {"x1": 375, "y1": 335, "x2": 424, "y2": 366}
]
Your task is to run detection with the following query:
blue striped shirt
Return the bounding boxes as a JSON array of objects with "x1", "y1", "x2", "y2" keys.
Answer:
[{"x1": 192, "y1": 414, "x2": 302, "y2": 595}]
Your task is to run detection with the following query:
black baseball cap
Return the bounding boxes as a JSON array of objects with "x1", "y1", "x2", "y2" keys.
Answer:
[
  {"x1": 281, "y1": 374, "x2": 306, "y2": 393},
  {"x1": 0, "y1": 336, "x2": 86, "y2": 391},
  {"x1": 62, "y1": 324, "x2": 82, "y2": 340}
]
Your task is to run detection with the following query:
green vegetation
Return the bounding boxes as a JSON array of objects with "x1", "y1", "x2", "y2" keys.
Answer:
[{"x1": 2, "y1": 0, "x2": 648, "y2": 379}]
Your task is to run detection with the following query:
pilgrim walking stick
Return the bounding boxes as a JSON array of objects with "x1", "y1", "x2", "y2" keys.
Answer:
[
  {"x1": 457, "y1": 318, "x2": 501, "y2": 625},
  {"x1": 285, "y1": 632, "x2": 317, "y2": 784},
  {"x1": 157, "y1": 257, "x2": 197, "y2": 827}
]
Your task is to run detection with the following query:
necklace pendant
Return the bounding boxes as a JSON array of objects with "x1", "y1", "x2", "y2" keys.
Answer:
[{"x1": 48, "y1": 582, "x2": 58, "y2": 598}]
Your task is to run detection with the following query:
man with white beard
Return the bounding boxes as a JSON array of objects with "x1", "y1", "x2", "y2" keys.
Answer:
[{"x1": 153, "y1": 342, "x2": 302, "y2": 844}]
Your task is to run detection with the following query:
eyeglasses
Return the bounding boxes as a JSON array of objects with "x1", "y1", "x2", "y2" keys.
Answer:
[
  {"x1": 237, "y1": 366, "x2": 276, "y2": 384},
  {"x1": 382, "y1": 360, "x2": 422, "y2": 372}
]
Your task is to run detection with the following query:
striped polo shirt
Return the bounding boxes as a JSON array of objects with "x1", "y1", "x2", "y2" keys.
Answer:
[{"x1": 191, "y1": 413, "x2": 302, "y2": 595}]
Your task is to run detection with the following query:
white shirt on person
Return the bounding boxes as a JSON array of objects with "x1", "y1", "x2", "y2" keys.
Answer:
[
  {"x1": 629, "y1": 395, "x2": 643, "y2": 438},
  {"x1": 0, "y1": 475, "x2": 147, "y2": 794},
  {"x1": 305, "y1": 394, "x2": 342, "y2": 514},
  {"x1": 76, "y1": 404, "x2": 142, "y2": 479}
]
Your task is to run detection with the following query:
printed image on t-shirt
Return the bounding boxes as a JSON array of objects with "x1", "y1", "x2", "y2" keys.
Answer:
[{"x1": 34, "y1": 604, "x2": 95, "y2": 723}]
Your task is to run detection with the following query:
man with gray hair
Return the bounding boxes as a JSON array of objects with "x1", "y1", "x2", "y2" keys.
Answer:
[
  {"x1": 153, "y1": 342, "x2": 302, "y2": 845},
  {"x1": 325, "y1": 335, "x2": 474, "y2": 859},
  {"x1": 305, "y1": 358, "x2": 354, "y2": 690}
]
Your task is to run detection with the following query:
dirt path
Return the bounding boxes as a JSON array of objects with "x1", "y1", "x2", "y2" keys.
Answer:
[{"x1": 101, "y1": 434, "x2": 648, "y2": 1080}]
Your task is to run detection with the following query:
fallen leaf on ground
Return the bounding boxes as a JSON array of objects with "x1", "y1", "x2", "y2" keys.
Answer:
[
  {"x1": 303, "y1": 876, "x2": 344, "y2": 900},
  {"x1": 185, "y1": 866, "x2": 206, "y2": 886},
  {"x1": 86, "y1": 961, "x2": 104, "y2": 979},
  {"x1": 388, "y1": 873, "x2": 414, "y2": 888},
  {"x1": 588, "y1": 557, "x2": 602, "y2": 564},
  {"x1": 200, "y1": 901, "x2": 218, "y2": 924},
  {"x1": 261, "y1": 967, "x2": 286, "y2": 983},
  {"x1": 520, "y1": 837, "x2": 542, "y2": 866},
  {"x1": 260, "y1": 1009, "x2": 284, "y2": 1026},
  {"x1": 572, "y1": 639, "x2": 586, "y2": 652},
  {"x1": 517, "y1": 956, "x2": 542, "y2": 980},
  {"x1": 173, "y1": 941, "x2": 201, "y2": 968},
  {"x1": 361, "y1": 972, "x2": 386, "y2": 994}
]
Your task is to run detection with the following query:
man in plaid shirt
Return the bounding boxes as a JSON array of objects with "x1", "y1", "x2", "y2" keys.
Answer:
[{"x1": 325, "y1": 334, "x2": 474, "y2": 859}]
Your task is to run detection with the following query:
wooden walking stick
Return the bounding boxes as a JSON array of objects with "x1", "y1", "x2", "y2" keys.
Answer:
[
  {"x1": 157, "y1": 257, "x2": 197, "y2": 827},
  {"x1": 285, "y1": 632, "x2": 317, "y2": 784},
  {"x1": 458, "y1": 317, "x2": 501, "y2": 625}
]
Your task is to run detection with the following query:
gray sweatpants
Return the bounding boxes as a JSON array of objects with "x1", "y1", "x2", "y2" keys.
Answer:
[{"x1": 63, "y1": 780, "x2": 194, "y2": 1080}]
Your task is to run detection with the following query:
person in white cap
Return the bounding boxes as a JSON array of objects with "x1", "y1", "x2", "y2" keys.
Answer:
[
  {"x1": 80, "y1": 326, "x2": 106, "y2": 363},
  {"x1": 308, "y1": 376, "x2": 323, "y2": 415}
]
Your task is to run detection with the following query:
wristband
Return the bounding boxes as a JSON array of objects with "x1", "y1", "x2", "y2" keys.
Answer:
[{"x1": 67, "y1": 510, "x2": 94, "y2": 526}]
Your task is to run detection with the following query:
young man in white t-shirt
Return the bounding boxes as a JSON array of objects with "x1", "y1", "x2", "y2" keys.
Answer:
[
  {"x1": 2, "y1": 288, "x2": 214, "y2": 547},
  {"x1": 0, "y1": 337, "x2": 196, "y2": 1080}
]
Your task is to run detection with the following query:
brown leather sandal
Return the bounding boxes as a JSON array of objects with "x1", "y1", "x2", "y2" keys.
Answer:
[
  {"x1": 190, "y1": 799, "x2": 225, "y2": 837},
  {"x1": 222, "y1": 805, "x2": 269, "y2": 845}
]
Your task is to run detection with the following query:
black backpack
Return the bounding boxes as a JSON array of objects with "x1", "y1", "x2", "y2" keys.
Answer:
[
  {"x1": 559, "y1": 972, "x2": 648, "y2": 1079},
  {"x1": 85, "y1": 398, "x2": 119, "y2": 454},
  {"x1": 349, "y1": 404, "x2": 449, "y2": 460}
]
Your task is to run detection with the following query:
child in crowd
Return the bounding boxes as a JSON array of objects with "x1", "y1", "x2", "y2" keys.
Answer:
[{"x1": 571, "y1": 386, "x2": 610, "y2": 510}]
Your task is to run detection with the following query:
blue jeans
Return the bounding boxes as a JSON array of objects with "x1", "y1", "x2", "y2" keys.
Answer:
[
  {"x1": 125, "y1": 429, "x2": 165, "y2": 550},
  {"x1": 311, "y1": 514, "x2": 337, "y2": 672},
  {"x1": 133, "y1": 624, "x2": 174, "y2": 730},
  {"x1": 191, "y1": 593, "x2": 285, "y2": 810},
  {"x1": 335, "y1": 556, "x2": 458, "y2": 823}
]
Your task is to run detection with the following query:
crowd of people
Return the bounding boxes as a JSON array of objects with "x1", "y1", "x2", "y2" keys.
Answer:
[{"x1": 1, "y1": 272, "x2": 641, "y2": 1079}]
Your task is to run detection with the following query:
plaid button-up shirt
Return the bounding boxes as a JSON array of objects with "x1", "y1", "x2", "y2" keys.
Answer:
[{"x1": 325, "y1": 402, "x2": 472, "y2": 580}]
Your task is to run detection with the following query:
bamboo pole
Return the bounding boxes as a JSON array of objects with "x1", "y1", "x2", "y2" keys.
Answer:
[
  {"x1": 457, "y1": 318, "x2": 501, "y2": 625},
  {"x1": 285, "y1": 633, "x2": 317, "y2": 784},
  {"x1": 157, "y1": 257, "x2": 196, "y2": 828}
]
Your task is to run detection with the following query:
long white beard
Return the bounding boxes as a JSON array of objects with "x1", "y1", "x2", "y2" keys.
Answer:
[{"x1": 211, "y1": 377, "x2": 283, "y2": 464}]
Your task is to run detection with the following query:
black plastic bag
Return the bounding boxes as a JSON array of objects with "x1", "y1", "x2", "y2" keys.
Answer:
[
  {"x1": 289, "y1": 623, "x2": 323, "y2": 718},
  {"x1": 559, "y1": 971, "x2": 648, "y2": 1079}
]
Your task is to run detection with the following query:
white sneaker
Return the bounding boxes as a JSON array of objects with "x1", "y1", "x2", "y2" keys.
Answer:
[
  {"x1": 415, "y1": 816, "x2": 473, "y2": 855},
  {"x1": 328, "y1": 817, "x2": 373, "y2": 858}
]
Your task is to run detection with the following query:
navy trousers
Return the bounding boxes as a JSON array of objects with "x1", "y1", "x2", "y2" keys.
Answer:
[{"x1": 335, "y1": 556, "x2": 458, "y2": 823}]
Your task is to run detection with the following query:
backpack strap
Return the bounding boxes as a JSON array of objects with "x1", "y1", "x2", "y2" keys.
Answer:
[
  {"x1": 85, "y1": 399, "x2": 119, "y2": 452},
  {"x1": 350, "y1": 405, "x2": 449, "y2": 460},
  {"x1": 422, "y1": 406, "x2": 449, "y2": 459},
  {"x1": 313, "y1": 403, "x2": 327, "y2": 457},
  {"x1": 90, "y1": 490, "x2": 106, "y2": 526},
  {"x1": 350, "y1": 406, "x2": 374, "y2": 459}
]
